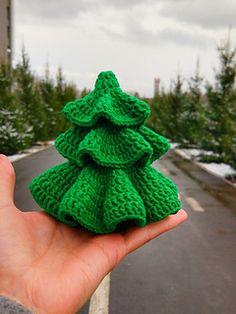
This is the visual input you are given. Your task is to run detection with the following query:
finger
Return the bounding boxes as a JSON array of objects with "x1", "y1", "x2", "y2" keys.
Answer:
[
  {"x1": 0, "y1": 154, "x2": 16, "y2": 207},
  {"x1": 123, "y1": 209, "x2": 188, "y2": 254}
]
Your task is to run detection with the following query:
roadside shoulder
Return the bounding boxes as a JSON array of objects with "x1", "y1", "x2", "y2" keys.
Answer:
[{"x1": 7, "y1": 141, "x2": 54, "y2": 163}]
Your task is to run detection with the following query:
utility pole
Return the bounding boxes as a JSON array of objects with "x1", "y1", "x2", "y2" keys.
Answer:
[{"x1": 0, "y1": 0, "x2": 13, "y2": 65}]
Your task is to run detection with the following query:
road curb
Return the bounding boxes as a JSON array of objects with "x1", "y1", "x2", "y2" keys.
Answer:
[
  {"x1": 9, "y1": 143, "x2": 54, "y2": 164},
  {"x1": 173, "y1": 149, "x2": 236, "y2": 189}
]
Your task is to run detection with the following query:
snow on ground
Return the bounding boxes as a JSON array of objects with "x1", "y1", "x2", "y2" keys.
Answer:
[
  {"x1": 174, "y1": 147, "x2": 215, "y2": 160},
  {"x1": 7, "y1": 141, "x2": 54, "y2": 163},
  {"x1": 174, "y1": 146, "x2": 236, "y2": 185},
  {"x1": 8, "y1": 152, "x2": 28, "y2": 162},
  {"x1": 198, "y1": 162, "x2": 236, "y2": 178},
  {"x1": 171, "y1": 143, "x2": 179, "y2": 149}
]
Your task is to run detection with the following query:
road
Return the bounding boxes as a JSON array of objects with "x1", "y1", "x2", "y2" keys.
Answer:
[{"x1": 13, "y1": 146, "x2": 236, "y2": 314}]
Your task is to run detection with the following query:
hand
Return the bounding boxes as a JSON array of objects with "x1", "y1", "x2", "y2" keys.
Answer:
[{"x1": 0, "y1": 154, "x2": 187, "y2": 314}]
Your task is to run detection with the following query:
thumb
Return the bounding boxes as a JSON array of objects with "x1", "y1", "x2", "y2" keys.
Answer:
[{"x1": 0, "y1": 154, "x2": 16, "y2": 207}]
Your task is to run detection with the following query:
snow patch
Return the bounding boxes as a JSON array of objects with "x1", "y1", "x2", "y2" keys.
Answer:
[
  {"x1": 171, "y1": 143, "x2": 179, "y2": 149},
  {"x1": 8, "y1": 153, "x2": 28, "y2": 162},
  {"x1": 198, "y1": 162, "x2": 236, "y2": 178},
  {"x1": 174, "y1": 146, "x2": 236, "y2": 186},
  {"x1": 7, "y1": 141, "x2": 54, "y2": 163}
]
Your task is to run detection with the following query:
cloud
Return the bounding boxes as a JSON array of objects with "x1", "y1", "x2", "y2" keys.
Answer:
[
  {"x1": 160, "y1": 0, "x2": 236, "y2": 29},
  {"x1": 16, "y1": 0, "x2": 95, "y2": 22},
  {"x1": 102, "y1": 17, "x2": 212, "y2": 48},
  {"x1": 16, "y1": 0, "x2": 148, "y2": 22},
  {"x1": 15, "y1": 0, "x2": 234, "y2": 53},
  {"x1": 15, "y1": 0, "x2": 175, "y2": 22},
  {"x1": 17, "y1": 0, "x2": 236, "y2": 30}
]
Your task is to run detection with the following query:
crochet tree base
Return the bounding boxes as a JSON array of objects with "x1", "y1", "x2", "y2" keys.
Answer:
[
  {"x1": 30, "y1": 162, "x2": 180, "y2": 233},
  {"x1": 29, "y1": 71, "x2": 181, "y2": 234}
]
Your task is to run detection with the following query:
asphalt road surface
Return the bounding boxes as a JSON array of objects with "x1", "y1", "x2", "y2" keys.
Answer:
[{"x1": 12, "y1": 146, "x2": 236, "y2": 314}]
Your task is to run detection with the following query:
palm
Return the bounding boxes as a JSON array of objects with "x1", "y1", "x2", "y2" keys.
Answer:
[
  {"x1": 0, "y1": 155, "x2": 187, "y2": 313},
  {"x1": 1, "y1": 206, "x2": 122, "y2": 313}
]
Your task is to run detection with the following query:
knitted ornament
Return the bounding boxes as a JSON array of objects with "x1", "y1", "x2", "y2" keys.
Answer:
[{"x1": 29, "y1": 71, "x2": 181, "y2": 234}]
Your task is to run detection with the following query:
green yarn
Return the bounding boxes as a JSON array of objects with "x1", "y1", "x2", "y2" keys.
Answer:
[
  {"x1": 29, "y1": 71, "x2": 181, "y2": 234},
  {"x1": 63, "y1": 72, "x2": 150, "y2": 127}
]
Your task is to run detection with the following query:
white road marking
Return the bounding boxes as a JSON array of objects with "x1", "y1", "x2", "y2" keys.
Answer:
[
  {"x1": 185, "y1": 196, "x2": 205, "y2": 212},
  {"x1": 89, "y1": 273, "x2": 110, "y2": 314}
]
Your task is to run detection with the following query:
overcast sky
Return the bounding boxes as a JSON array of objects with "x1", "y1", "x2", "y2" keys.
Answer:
[{"x1": 14, "y1": 0, "x2": 236, "y2": 96}]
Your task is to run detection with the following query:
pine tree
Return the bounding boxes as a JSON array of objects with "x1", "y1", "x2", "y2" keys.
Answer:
[
  {"x1": 166, "y1": 74, "x2": 187, "y2": 143},
  {"x1": 179, "y1": 59, "x2": 206, "y2": 147},
  {"x1": 15, "y1": 48, "x2": 47, "y2": 141},
  {"x1": 146, "y1": 77, "x2": 187, "y2": 144},
  {"x1": 30, "y1": 71, "x2": 181, "y2": 233},
  {"x1": 54, "y1": 67, "x2": 77, "y2": 135},
  {"x1": 205, "y1": 36, "x2": 236, "y2": 166},
  {"x1": 0, "y1": 63, "x2": 33, "y2": 154},
  {"x1": 146, "y1": 91, "x2": 172, "y2": 138},
  {"x1": 38, "y1": 65, "x2": 57, "y2": 138},
  {"x1": 145, "y1": 93, "x2": 161, "y2": 133}
]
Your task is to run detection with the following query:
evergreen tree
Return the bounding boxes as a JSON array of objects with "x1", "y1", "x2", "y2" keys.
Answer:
[
  {"x1": 205, "y1": 37, "x2": 236, "y2": 166},
  {"x1": 146, "y1": 91, "x2": 172, "y2": 138},
  {"x1": 0, "y1": 49, "x2": 80, "y2": 154},
  {"x1": 38, "y1": 65, "x2": 57, "y2": 139},
  {"x1": 166, "y1": 74, "x2": 187, "y2": 143},
  {"x1": 54, "y1": 67, "x2": 77, "y2": 135},
  {"x1": 15, "y1": 48, "x2": 47, "y2": 141},
  {"x1": 0, "y1": 63, "x2": 33, "y2": 154},
  {"x1": 145, "y1": 93, "x2": 161, "y2": 133},
  {"x1": 146, "y1": 76, "x2": 187, "y2": 144},
  {"x1": 179, "y1": 59, "x2": 206, "y2": 147}
]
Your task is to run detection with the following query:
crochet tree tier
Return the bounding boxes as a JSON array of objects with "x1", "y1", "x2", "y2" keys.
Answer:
[{"x1": 30, "y1": 71, "x2": 181, "y2": 234}]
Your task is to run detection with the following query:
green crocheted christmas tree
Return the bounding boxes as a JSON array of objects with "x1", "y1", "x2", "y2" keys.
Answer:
[{"x1": 30, "y1": 71, "x2": 181, "y2": 234}]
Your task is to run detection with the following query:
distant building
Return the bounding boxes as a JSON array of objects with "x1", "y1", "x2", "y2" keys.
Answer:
[
  {"x1": 0, "y1": 0, "x2": 12, "y2": 64},
  {"x1": 154, "y1": 78, "x2": 160, "y2": 96}
]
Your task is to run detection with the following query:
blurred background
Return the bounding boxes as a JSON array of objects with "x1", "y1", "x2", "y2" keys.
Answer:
[{"x1": 0, "y1": 1, "x2": 236, "y2": 314}]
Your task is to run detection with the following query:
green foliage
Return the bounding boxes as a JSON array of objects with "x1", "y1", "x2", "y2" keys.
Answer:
[
  {"x1": 204, "y1": 39, "x2": 236, "y2": 167},
  {"x1": 1, "y1": 41, "x2": 236, "y2": 171},
  {"x1": 179, "y1": 60, "x2": 206, "y2": 148},
  {"x1": 37, "y1": 65, "x2": 56, "y2": 139},
  {"x1": 53, "y1": 68, "x2": 77, "y2": 137},
  {"x1": 0, "y1": 107, "x2": 33, "y2": 155},
  {"x1": 147, "y1": 37, "x2": 236, "y2": 169},
  {"x1": 146, "y1": 74, "x2": 187, "y2": 143},
  {"x1": 0, "y1": 63, "x2": 34, "y2": 155},
  {"x1": 14, "y1": 48, "x2": 48, "y2": 141},
  {"x1": 0, "y1": 49, "x2": 78, "y2": 155},
  {"x1": 167, "y1": 74, "x2": 187, "y2": 143}
]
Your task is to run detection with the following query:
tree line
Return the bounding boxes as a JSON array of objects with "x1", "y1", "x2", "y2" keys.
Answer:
[
  {"x1": 0, "y1": 41, "x2": 235, "y2": 170},
  {"x1": 0, "y1": 49, "x2": 84, "y2": 155},
  {"x1": 145, "y1": 39, "x2": 236, "y2": 169}
]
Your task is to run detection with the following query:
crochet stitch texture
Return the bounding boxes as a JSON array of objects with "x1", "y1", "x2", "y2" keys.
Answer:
[{"x1": 30, "y1": 71, "x2": 181, "y2": 233}]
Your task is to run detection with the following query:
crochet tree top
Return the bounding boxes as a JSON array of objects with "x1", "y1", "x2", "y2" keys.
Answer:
[{"x1": 30, "y1": 71, "x2": 181, "y2": 234}]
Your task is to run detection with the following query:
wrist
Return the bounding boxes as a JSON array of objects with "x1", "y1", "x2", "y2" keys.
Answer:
[
  {"x1": 0, "y1": 295, "x2": 33, "y2": 313},
  {"x1": 0, "y1": 288, "x2": 36, "y2": 313}
]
